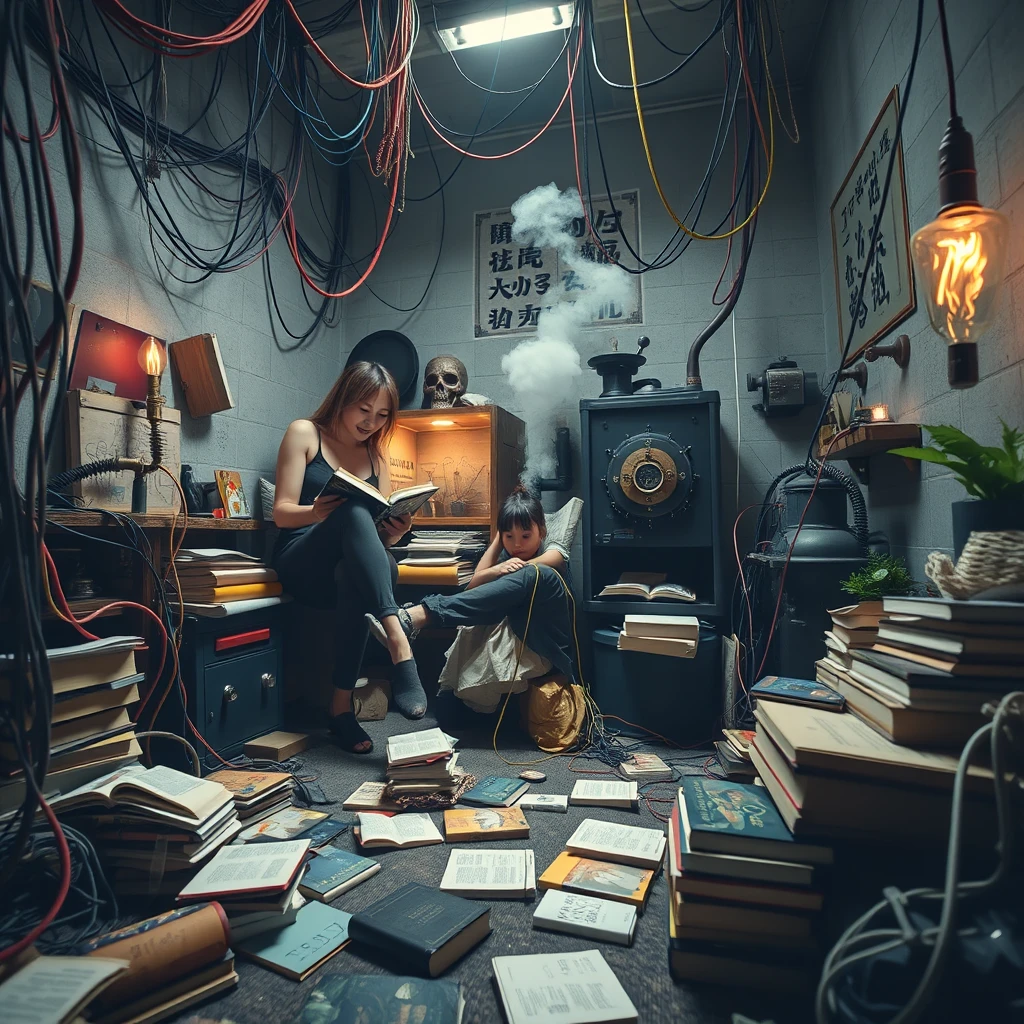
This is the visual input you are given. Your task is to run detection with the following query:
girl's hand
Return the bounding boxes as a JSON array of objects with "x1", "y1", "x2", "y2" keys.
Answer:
[
  {"x1": 498, "y1": 557, "x2": 527, "y2": 574},
  {"x1": 312, "y1": 494, "x2": 345, "y2": 522},
  {"x1": 379, "y1": 513, "x2": 411, "y2": 545}
]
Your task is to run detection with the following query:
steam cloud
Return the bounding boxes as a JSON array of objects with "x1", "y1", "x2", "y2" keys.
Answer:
[{"x1": 501, "y1": 183, "x2": 632, "y2": 482}]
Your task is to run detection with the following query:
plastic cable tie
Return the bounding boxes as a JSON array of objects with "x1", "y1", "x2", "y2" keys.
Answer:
[{"x1": 883, "y1": 886, "x2": 918, "y2": 943}]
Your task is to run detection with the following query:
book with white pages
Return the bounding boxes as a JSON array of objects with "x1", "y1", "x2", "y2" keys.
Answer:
[
  {"x1": 532, "y1": 890, "x2": 637, "y2": 946},
  {"x1": 440, "y1": 849, "x2": 536, "y2": 898},
  {"x1": 565, "y1": 819, "x2": 666, "y2": 870},
  {"x1": 385, "y1": 728, "x2": 455, "y2": 766},
  {"x1": 172, "y1": 548, "x2": 261, "y2": 563},
  {"x1": 569, "y1": 779, "x2": 638, "y2": 808},
  {"x1": 492, "y1": 949, "x2": 638, "y2": 1024},
  {"x1": 176, "y1": 839, "x2": 310, "y2": 903},
  {"x1": 355, "y1": 812, "x2": 444, "y2": 849},
  {"x1": 342, "y1": 781, "x2": 401, "y2": 811},
  {"x1": 516, "y1": 794, "x2": 568, "y2": 813},
  {"x1": 0, "y1": 955, "x2": 130, "y2": 1024}
]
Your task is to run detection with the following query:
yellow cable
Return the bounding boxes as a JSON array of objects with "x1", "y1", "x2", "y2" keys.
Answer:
[{"x1": 622, "y1": 0, "x2": 774, "y2": 240}]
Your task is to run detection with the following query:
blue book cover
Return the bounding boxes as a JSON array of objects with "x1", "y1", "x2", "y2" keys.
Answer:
[
  {"x1": 302, "y1": 817, "x2": 350, "y2": 848},
  {"x1": 236, "y1": 901, "x2": 352, "y2": 980},
  {"x1": 301, "y1": 846, "x2": 380, "y2": 899},
  {"x1": 300, "y1": 974, "x2": 463, "y2": 1024},
  {"x1": 460, "y1": 776, "x2": 528, "y2": 807},
  {"x1": 750, "y1": 675, "x2": 846, "y2": 709}
]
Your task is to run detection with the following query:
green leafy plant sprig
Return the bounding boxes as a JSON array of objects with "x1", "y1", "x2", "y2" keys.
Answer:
[{"x1": 841, "y1": 553, "x2": 917, "y2": 601}]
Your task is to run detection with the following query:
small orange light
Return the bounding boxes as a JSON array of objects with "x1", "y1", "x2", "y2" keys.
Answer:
[
  {"x1": 430, "y1": 419, "x2": 456, "y2": 427},
  {"x1": 137, "y1": 336, "x2": 167, "y2": 376},
  {"x1": 870, "y1": 404, "x2": 891, "y2": 422}
]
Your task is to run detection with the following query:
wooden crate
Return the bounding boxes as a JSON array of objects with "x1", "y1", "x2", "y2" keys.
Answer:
[
  {"x1": 391, "y1": 405, "x2": 526, "y2": 534},
  {"x1": 65, "y1": 389, "x2": 182, "y2": 512}
]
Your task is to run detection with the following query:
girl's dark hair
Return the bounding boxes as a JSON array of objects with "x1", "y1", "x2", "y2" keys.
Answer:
[{"x1": 497, "y1": 484, "x2": 545, "y2": 534}]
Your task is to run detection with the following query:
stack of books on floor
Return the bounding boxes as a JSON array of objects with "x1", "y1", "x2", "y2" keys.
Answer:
[
  {"x1": 167, "y1": 547, "x2": 284, "y2": 617},
  {"x1": 385, "y1": 727, "x2": 462, "y2": 798},
  {"x1": 667, "y1": 776, "x2": 829, "y2": 991},
  {"x1": 395, "y1": 530, "x2": 487, "y2": 586},
  {"x1": 824, "y1": 600, "x2": 882, "y2": 654},
  {"x1": 615, "y1": 613, "x2": 699, "y2": 658},
  {"x1": 53, "y1": 763, "x2": 239, "y2": 895},
  {"x1": 714, "y1": 728, "x2": 758, "y2": 779},
  {"x1": 205, "y1": 768, "x2": 295, "y2": 824},
  {"x1": 0, "y1": 636, "x2": 144, "y2": 815}
]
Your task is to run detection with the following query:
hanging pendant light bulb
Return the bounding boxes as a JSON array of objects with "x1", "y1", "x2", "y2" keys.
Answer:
[{"x1": 910, "y1": 1, "x2": 1009, "y2": 389}]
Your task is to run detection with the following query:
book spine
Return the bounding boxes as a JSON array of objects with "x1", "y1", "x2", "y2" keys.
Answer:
[
  {"x1": 535, "y1": 915, "x2": 633, "y2": 946},
  {"x1": 347, "y1": 915, "x2": 434, "y2": 973}
]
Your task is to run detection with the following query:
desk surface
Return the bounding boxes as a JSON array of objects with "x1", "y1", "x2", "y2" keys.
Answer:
[{"x1": 46, "y1": 510, "x2": 264, "y2": 530}]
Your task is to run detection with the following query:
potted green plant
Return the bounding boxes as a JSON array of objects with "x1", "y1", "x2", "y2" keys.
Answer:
[
  {"x1": 841, "y1": 553, "x2": 917, "y2": 601},
  {"x1": 890, "y1": 421, "x2": 1024, "y2": 558}
]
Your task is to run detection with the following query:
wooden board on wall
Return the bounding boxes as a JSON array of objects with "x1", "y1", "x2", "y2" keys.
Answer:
[{"x1": 65, "y1": 390, "x2": 182, "y2": 512}]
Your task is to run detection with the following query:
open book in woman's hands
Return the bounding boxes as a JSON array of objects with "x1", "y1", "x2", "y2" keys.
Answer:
[{"x1": 317, "y1": 466, "x2": 438, "y2": 523}]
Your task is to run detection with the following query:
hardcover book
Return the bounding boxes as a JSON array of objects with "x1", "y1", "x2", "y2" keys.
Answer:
[
  {"x1": 238, "y1": 807, "x2": 328, "y2": 843},
  {"x1": 443, "y1": 806, "x2": 530, "y2": 842},
  {"x1": 348, "y1": 883, "x2": 491, "y2": 977},
  {"x1": 750, "y1": 675, "x2": 846, "y2": 710},
  {"x1": 538, "y1": 852, "x2": 655, "y2": 911},
  {"x1": 298, "y1": 975, "x2": 464, "y2": 1024},
  {"x1": 459, "y1": 776, "x2": 530, "y2": 807},
  {"x1": 235, "y1": 901, "x2": 351, "y2": 981},
  {"x1": 317, "y1": 466, "x2": 438, "y2": 524},
  {"x1": 299, "y1": 846, "x2": 381, "y2": 902},
  {"x1": 677, "y1": 778, "x2": 833, "y2": 865},
  {"x1": 301, "y1": 817, "x2": 351, "y2": 848},
  {"x1": 621, "y1": 614, "x2": 699, "y2": 640},
  {"x1": 533, "y1": 890, "x2": 637, "y2": 946}
]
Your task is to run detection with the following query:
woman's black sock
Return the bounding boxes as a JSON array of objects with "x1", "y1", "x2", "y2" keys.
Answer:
[
  {"x1": 391, "y1": 658, "x2": 427, "y2": 719},
  {"x1": 328, "y1": 710, "x2": 373, "y2": 753}
]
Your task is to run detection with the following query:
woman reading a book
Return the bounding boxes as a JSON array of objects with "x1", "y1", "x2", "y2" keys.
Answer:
[{"x1": 272, "y1": 361, "x2": 425, "y2": 753}]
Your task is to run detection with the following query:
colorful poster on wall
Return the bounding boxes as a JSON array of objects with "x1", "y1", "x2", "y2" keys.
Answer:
[
  {"x1": 474, "y1": 190, "x2": 643, "y2": 339},
  {"x1": 829, "y1": 87, "x2": 915, "y2": 365}
]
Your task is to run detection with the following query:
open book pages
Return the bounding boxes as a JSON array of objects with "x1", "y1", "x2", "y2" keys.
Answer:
[
  {"x1": 177, "y1": 839, "x2": 310, "y2": 901},
  {"x1": 317, "y1": 465, "x2": 438, "y2": 522},
  {"x1": 569, "y1": 780, "x2": 638, "y2": 807},
  {"x1": 566, "y1": 819, "x2": 667, "y2": 869},
  {"x1": 342, "y1": 781, "x2": 401, "y2": 811},
  {"x1": 0, "y1": 956, "x2": 130, "y2": 1024},
  {"x1": 356, "y1": 812, "x2": 444, "y2": 848},
  {"x1": 440, "y1": 849, "x2": 536, "y2": 897},
  {"x1": 492, "y1": 950, "x2": 638, "y2": 1024}
]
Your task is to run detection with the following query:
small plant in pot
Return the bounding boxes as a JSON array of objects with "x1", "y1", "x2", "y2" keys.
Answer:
[{"x1": 890, "y1": 421, "x2": 1024, "y2": 559}]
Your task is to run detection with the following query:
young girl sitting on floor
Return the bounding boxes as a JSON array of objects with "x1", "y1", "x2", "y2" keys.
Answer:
[{"x1": 371, "y1": 486, "x2": 577, "y2": 684}]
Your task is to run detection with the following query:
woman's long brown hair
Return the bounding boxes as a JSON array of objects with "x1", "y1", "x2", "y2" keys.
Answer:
[{"x1": 310, "y1": 361, "x2": 399, "y2": 468}]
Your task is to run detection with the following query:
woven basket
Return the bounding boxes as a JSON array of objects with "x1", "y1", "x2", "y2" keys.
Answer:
[{"x1": 925, "y1": 530, "x2": 1024, "y2": 599}]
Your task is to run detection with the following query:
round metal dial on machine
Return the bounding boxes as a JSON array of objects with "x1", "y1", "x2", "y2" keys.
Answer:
[{"x1": 605, "y1": 431, "x2": 693, "y2": 518}]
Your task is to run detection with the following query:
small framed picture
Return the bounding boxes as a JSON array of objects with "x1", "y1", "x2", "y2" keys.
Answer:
[
  {"x1": 7, "y1": 279, "x2": 77, "y2": 378},
  {"x1": 215, "y1": 469, "x2": 251, "y2": 518}
]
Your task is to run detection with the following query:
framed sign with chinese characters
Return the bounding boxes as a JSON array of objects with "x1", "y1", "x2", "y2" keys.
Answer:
[
  {"x1": 830, "y1": 87, "x2": 915, "y2": 365},
  {"x1": 474, "y1": 190, "x2": 643, "y2": 338}
]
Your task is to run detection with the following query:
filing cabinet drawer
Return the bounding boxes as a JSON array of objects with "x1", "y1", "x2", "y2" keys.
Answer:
[{"x1": 201, "y1": 648, "x2": 282, "y2": 755}]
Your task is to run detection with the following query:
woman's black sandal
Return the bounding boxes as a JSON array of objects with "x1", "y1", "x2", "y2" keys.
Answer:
[
  {"x1": 364, "y1": 605, "x2": 420, "y2": 648},
  {"x1": 328, "y1": 711, "x2": 373, "y2": 753}
]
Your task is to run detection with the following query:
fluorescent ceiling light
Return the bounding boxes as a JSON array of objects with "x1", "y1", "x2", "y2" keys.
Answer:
[{"x1": 436, "y1": 4, "x2": 574, "y2": 51}]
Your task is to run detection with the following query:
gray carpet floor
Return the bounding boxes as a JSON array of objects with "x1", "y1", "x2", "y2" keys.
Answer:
[{"x1": 182, "y1": 705, "x2": 814, "y2": 1024}]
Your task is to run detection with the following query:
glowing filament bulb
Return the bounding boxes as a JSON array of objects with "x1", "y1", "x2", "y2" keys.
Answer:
[{"x1": 137, "y1": 336, "x2": 167, "y2": 376}]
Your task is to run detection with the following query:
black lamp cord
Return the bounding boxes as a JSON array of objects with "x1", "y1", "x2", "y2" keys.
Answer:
[{"x1": 936, "y1": 0, "x2": 958, "y2": 120}]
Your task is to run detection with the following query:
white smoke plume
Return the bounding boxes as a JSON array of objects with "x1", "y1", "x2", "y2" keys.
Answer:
[{"x1": 501, "y1": 182, "x2": 632, "y2": 482}]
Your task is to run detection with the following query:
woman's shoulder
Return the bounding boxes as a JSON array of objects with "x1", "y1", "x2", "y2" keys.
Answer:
[{"x1": 284, "y1": 418, "x2": 318, "y2": 441}]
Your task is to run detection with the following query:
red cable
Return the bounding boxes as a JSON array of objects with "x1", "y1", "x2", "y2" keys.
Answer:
[
  {"x1": 93, "y1": 0, "x2": 268, "y2": 55},
  {"x1": 0, "y1": 793, "x2": 71, "y2": 963}
]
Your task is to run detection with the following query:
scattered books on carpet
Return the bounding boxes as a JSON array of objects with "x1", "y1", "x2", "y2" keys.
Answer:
[
  {"x1": 492, "y1": 950, "x2": 638, "y2": 1024},
  {"x1": 533, "y1": 889, "x2": 637, "y2": 946},
  {"x1": 298, "y1": 975, "x2": 464, "y2": 1023},
  {"x1": 298, "y1": 845, "x2": 379, "y2": 902},
  {"x1": 355, "y1": 811, "x2": 444, "y2": 849},
  {"x1": 440, "y1": 849, "x2": 536, "y2": 899},
  {"x1": 348, "y1": 882, "x2": 491, "y2": 977},
  {"x1": 205, "y1": 768, "x2": 295, "y2": 823},
  {"x1": 238, "y1": 806, "x2": 328, "y2": 843},
  {"x1": 517, "y1": 793, "x2": 568, "y2": 813},
  {"x1": 619, "y1": 752, "x2": 674, "y2": 783},
  {"x1": 444, "y1": 806, "x2": 530, "y2": 842},
  {"x1": 538, "y1": 852, "x2": 656, "y2": 912},
  {"x1": 234, "y1": 900, "x2": 352, "y2": 981},
  {"x1": 599, "y1": 573, "x2": 696, "y2": 602},
  {"x1": 343, "y1": 780, "x2": 401, "y2": 811},
  {"x1": 564, "y1": 818, "x2": 666, "y2": 870},
  {"x1": 459, "y1": 775, "x2": 530, "y2": 806},
  {"x1": 569, "y1": 779, "x2": 638, "y2": 809}
]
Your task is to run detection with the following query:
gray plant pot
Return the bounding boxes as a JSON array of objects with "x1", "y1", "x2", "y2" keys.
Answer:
[{"x1": 951, "y1": 498, "x2": 1024, "y2": 560}]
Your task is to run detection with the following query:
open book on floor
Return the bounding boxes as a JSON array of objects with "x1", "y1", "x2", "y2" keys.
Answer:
[{"x1": 317, "y1": 466, "x2": 437, "y2": 523}]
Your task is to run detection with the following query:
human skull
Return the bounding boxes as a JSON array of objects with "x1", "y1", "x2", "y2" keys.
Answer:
[{"x1": 423, "y1": 355, "x2": 468, "y2": 408}]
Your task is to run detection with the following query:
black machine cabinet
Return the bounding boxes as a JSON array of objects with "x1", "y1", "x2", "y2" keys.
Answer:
[
  {"x1": 156, "y1": 606, "x2": 285, "y2": 763},
  {"x1": 581, "y1": 389, "x2": 725, "y2": 620}
]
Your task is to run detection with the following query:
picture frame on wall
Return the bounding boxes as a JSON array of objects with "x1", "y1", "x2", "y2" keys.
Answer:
[
  {"x1": 6, "y1": 279, "x2": 77, "y2": 379},
  {"x1": 829, "y1": 86, "x2": 915, "y2": 366}
]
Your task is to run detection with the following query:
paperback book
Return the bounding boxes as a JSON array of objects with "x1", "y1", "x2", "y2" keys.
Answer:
[
  {"x1": 538, "y1": 852, "x2": 656, "y2": 911},
  {"x1": 533, "y1": 890, "x2": 637, "y2": 946},
  {"x1": 569, "y1": 779, "x2": 638, "y2": 809},
  {"x1": 443, "y1": 806, "x2": 530, "y2": 842},
  {"x1": 439, "y1": 849, "x2": 536, "y2": 899}
]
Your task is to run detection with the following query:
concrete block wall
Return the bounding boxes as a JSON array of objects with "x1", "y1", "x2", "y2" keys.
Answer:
[
  {"x1": 11, "y1": 4, "x2": 346, "y2": 509},
  {"x1": 808, "y1": 0, "x2": 1024, "y2": 575},
  {"x1": 340, "y1": 100, "x2": 829, "y2": 574}
]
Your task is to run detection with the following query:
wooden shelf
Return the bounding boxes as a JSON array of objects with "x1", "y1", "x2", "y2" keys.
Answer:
[
  {"x1": 46, "y1": 510, "x2": 264, "y2": 530},
  {"x1": 818, "y1": 422, "x2": 921, "y2": 461}
]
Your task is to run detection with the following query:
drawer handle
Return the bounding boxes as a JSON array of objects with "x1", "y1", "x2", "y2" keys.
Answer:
[
  {"x1": 262, "y1": 672, "x2": 276, "y2": 689},
  {"x1": 215, "y1": 628, "x2": 271, "y2": 653},
  {"x1": 223, "y1": 685, "x2": 238, "y2": 703}
]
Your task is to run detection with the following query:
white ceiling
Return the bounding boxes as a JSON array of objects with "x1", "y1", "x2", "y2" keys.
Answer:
[{"x1": 317, "y1": 0, "x2": 826, "y2": 137}]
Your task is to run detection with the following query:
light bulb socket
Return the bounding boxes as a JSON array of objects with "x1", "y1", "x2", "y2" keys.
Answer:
[
  {"x1": 937, "y1": 117, "x2": 979, "y2": 212},
  {"x1": 947, "y1": 341, "x2": 979, "y2": 389}
]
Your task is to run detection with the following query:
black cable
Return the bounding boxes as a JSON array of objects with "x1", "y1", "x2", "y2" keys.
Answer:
[{"x1": 937, "y1": 0, "x2": 958, "y2": 119}]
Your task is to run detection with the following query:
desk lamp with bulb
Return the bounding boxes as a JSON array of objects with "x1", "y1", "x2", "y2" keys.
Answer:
[
  {"x1": 131, "y1": 336, "x2": 168, "y2": 513},
  {"x1": 910, "y1": 0, "x2": 1009, "y2": 388}
]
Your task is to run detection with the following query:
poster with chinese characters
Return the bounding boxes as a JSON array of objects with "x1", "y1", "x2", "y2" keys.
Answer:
[
  {"x1": 474, "y1": 190, "x2": 643, "y2": 338},
  {"x1": 830, "y1": 87, "x2": 915, "y2": 365}
]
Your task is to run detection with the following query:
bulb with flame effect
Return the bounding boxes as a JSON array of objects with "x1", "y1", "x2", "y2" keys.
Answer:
[
  {"x1": 911, "y1": 205, "x2": 1008, "y2": 346},
  {"x1": 137, "y1": 336, "x2": 167, "y2": 377}
]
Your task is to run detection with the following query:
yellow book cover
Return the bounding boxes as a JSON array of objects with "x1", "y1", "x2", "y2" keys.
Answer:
[
  {"x1": 206, "y1": 582, "x2": 283, "y2": 602},
  {"x1": 538, "y1": 851, "x2": 654, "y2": 911},
  {"x1": 396, "y1": 564, "x2": 460, "y2": 585},
  {"x1": 443, "y1": 806, "x2": 529, "y2": 842}
]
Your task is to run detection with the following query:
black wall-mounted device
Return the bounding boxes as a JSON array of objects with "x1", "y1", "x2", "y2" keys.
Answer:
[{"x1": 747, "y1": 357, "x2": 820, "y2": 417}]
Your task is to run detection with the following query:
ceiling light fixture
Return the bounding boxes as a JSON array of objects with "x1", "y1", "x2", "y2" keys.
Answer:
[
  {"x1": 910, "y1": 0, "x2": 1008, "y2": 389},
  {"x1": 434, "y1": 2, "x2": 573, "y2": 51}
]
